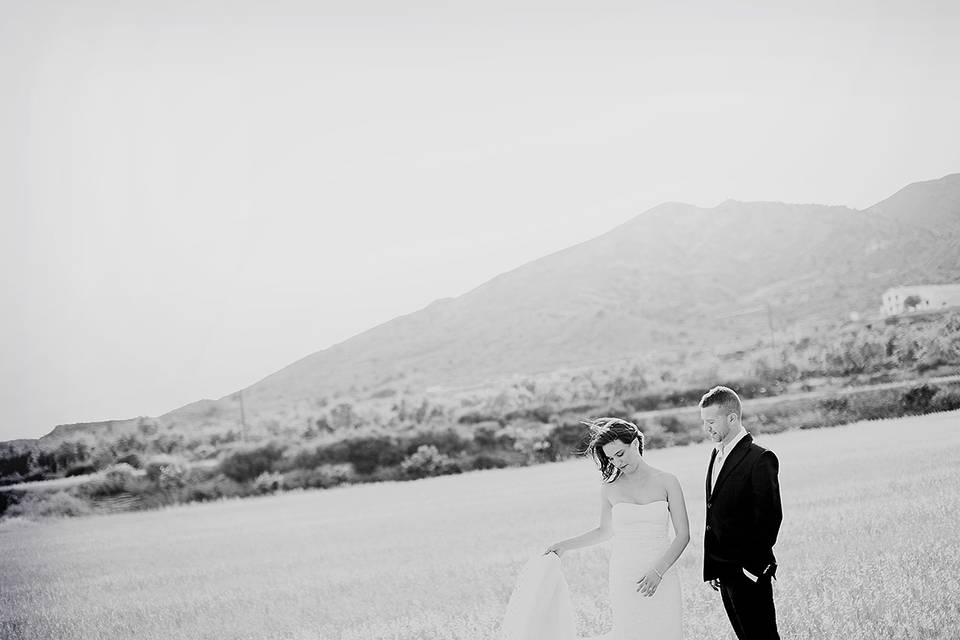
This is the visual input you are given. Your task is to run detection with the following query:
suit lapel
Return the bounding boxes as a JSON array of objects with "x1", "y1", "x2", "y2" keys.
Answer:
[
  {"x1": 711, "y1": 434, "x2": 753, "y2": 498},
  {"x1": 706, "y1": 448, "x2": 717, "y2": 498}
]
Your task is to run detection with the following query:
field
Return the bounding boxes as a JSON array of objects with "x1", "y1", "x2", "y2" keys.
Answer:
[{"x1": 2, "y1": 411, "x2": 960, "y2": 640}]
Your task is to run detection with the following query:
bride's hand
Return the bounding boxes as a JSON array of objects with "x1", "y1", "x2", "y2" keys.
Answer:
[
  {"x1": 543, "y1": 543, "x2": 565, "y2": 557},
  {"x1": 636, "y1": 568, "x2": 662, "y2": 597}
]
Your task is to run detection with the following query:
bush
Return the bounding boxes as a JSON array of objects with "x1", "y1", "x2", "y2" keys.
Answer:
[
  {"x1": 182, "y1": 474, "x2": 247, "y2": 502},
  {"x1": 81, "y1": 463, "x2": 138, "y2": 498},
  {"x1": 281, "y1": 468, "x2": 319, "y2": 490},
  {"x1": 819, "y1": 397, "x2": 849, "y2": 413},
  {"x1": 0, "y1": 451, "x2": 32, "y2": 478},
  {"x1": 144, "y1": 455, "x2": 187, "y2": 491},
  {"x1": 316, "y1": 463, "x2": 354, "y2": 487},
  {"x1": 4, "y1": 491, "x2": 93, "y2": 519},
  {"x1": 253, "y1": 471, "x2": 285, "y2": 494},
  {"x1": 219, "y1": 443, "x2": 285, "y2": 483},
  {"x1": 345, "y1": 434, "x2": 405, "y2": 475},
  {"x1": 901, "y1": 384, "x2": 938, "y2": 414},
  {"x1": 500, "y1": 422, "x2": 555, "y2": 464},
  {"x1": 403, "y1": 429, "x2": 470, "y2": 457},
  {"x1": 546, "y1": 422, "x2": 591, "y2": 458},
  {"x1": 468, "y1": 453, "x2": 510, "y2": 470},
  {"x1": 116, "y1": 453, "x2": 142, "y2": 469},
  {"x1": 658, "y1": 415, "x2": 695, "y2": 435},
  {"x1": 931, "y1": 388, "x2": 960, "y2": 413},
  {"x1": 846, "y1": 389, "x2": 902, "y2": 421},
  {"x1": 183, "y1": 464, "x2": 219, "y2": 485},
  {"x1": 471, "y1": 422, "x2": 502, "y2": 449},
  {"x1": 65, "y1": 464, "x2": 98, "y2": 477},
  {"x1": 400, "y1": 445, "x2": 462, "y2": 479}
]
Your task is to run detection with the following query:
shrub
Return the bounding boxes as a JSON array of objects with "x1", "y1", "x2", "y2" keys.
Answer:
[
  {"x1": 846, "y1": 389, "x2": 903, "y2": 421},
  {"x1": 819, "y1": 397, "x2": 849, "y2": 413},
  {"x1": 81, "y1": 463, "x2": 137, "y2": 498},
  {"x1": 286, "y1": 446, "x2": 326, "y2": 471},
  {"x1": 182, "y1": 474, "x2": 247, "y2": 502},
  {"x1": 545, "y1": 422, "x2": 591, "y2": 458},
  {"x1": 281, "y1": 464, "x2": 355, "y2": 489},
  {"x1": 0, "y1": 451, "x2": 32, "y2": 478},
  {"x1": 400, "y1": 445, "x2": 462, "y2": 479},
  {"x1": 314, "y1": 440, "x2": 352, "y2": 466},
  {"x1": 500, "y1": 422, "x2": 555, "y2": 464},
  {"x1": 468, "y1": 453, "x2": 510, "y2": 470},
  {"x1": 281, "y1": 468, "x2": 319, "y2": 490},
  {"x1": 901, "y1": 384, "x2": 939, "y2": 414},
  {"x1": 0, "y1": 490, "x2": 16, "y2": 516},
  {"x1": 90, "y1": 449, "x2": 117, "y2": 470},
  {"x1": 636, "y1": 420, "x2": 670, "y2": 450},
  {"x1": 931, "y1": 387, "x2": 960, "y2": 413},
  {"x1": 315, "y1": 463, "x2": 354, "y2": 487},
  {"x1": 253, "y1": 471, "x2": 285, "y2": 494},
  {"x1": 4, "y1": 491, "x2": 93, "y2": 519},
  {"x1": 658, "y1": 414, "x2": 695, "y2": 435},
  {"x1": 144, "y1": 455, "x2": 188, "y2": 491},
  {"x1": 344, "y1": 434, "x2": 405, "y2": 475},
  {"x1": 403, "y1": 429, "x2": 469, "y2": 457},
  {"x1": 116, "y1": 453, "x2": 142, "y2": 469},
  {"x1": 183, "y1": 464, "x2": 219, "y2": 485},
  {"x1": 471, "y1": 422, "x2": 502, "y2": 449},
  {"x1": 65, "y1": 464, "x2": 98, "y2": 477},
  {"x1": 219, "y1": 443, "x2": 285, "y2": 483}
]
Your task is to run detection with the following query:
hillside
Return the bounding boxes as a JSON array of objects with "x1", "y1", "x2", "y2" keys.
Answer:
[
  {"x1": 14, "y1": 172, "x2": 960, "y2": 443},
  {"x1": 225, "y1": 173, "x2": 960, "y2": 422}
]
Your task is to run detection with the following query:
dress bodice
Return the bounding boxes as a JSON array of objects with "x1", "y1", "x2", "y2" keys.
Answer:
[{"x1": 611, "y1": 501, "x2": 670, "y2": 544}]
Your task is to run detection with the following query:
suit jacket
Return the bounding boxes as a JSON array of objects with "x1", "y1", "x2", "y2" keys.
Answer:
[{"x1": 703, "y1": 433, "x2": 782, "y2": 581}]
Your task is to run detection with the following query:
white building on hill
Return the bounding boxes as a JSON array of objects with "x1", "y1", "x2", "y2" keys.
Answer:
[{"x1": 881, "y1": 284, "x2": 960, "y2": 317}]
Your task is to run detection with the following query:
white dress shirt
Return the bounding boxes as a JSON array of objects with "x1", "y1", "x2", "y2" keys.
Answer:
[{"x1": 711, "y1": 426, "x2": 748, "y2": 491}]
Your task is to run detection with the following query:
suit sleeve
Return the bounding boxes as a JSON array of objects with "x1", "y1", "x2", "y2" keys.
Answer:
[{"x1": 750, "y1": 450, "x2": 782, "y2": 553}]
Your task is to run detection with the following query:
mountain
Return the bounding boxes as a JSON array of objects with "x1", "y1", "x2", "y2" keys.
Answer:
[{"x1": 20, "y1": 173, "x2": 960, "y2": 442}]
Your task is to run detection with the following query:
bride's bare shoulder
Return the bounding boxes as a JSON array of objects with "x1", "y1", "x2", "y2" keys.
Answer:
[{"x1": 649, "y1": 468, "x2": 680, "y2": 490}]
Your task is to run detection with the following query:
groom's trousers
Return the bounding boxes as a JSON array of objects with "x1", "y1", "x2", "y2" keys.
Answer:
[{"x1": 719, "y1": 569, "x2": 780, "y2": 640}]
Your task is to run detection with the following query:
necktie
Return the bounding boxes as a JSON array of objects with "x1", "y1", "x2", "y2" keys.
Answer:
[{"x1": 712, "y1": 445, "x2": 725, "y2": 490}]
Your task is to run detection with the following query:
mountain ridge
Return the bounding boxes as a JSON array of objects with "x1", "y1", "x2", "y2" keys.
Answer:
[{"x1": 13, "y1": 172, "x2": 960, "y2": 445}]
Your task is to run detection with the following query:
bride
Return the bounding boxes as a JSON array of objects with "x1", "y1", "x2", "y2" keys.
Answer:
[{"x1": 503, "y1": 418, "x2": 690, "y2": 640}]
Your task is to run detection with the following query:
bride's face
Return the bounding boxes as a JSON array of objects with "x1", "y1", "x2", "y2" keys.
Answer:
[{"x1": 601, "y1": 438, "x2": 641, "y2": 474}]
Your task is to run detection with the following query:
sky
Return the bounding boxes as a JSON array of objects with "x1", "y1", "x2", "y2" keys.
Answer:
[{"x1": 2, "y1": 0, "x2": 959, "y2": 441}]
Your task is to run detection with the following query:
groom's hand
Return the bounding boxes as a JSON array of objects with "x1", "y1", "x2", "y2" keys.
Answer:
[{"x1": 709, "y1": 579, "x2": 721, "y2": 591}]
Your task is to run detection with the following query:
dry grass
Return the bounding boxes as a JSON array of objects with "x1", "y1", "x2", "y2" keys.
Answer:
[{"x1": 2, "y1": 411, "x2": 959, "y2": 640}]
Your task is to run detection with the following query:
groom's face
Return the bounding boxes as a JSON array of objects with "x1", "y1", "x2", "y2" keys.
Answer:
[{"x1": 701, "y1": 405, "x2": 735, "y2": 442}]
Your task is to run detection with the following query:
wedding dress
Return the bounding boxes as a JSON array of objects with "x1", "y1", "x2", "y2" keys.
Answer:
[{"x1": 502, "y1": 501, "x2": 682, "y2": 640}]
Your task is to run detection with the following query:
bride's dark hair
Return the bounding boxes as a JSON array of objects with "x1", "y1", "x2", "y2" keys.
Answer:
[{"x1": 580, "y1": 417, "x2": 644, "y2": 483}]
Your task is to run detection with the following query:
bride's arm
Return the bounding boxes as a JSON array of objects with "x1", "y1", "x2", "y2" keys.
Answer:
[
  {"x1": 636, "y1": 474, "x2": 690, "y2": 595},
  {"x1": 544, "y1": 485, "x2": 614, "y2": 556}
]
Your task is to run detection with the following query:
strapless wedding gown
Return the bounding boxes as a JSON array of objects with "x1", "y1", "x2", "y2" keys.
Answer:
[{"x1": 502, "y1": 501, "x2": 682, "y2": 640}]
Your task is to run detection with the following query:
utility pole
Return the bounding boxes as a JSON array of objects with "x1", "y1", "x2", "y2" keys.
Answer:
[{"x1": 239, "y1": 390, "x2": 248, "y2": 443}]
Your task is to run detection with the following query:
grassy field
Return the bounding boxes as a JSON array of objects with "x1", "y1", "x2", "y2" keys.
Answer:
[{"x1": 2, "y1": 411, "x2": 959, "y2": 640}]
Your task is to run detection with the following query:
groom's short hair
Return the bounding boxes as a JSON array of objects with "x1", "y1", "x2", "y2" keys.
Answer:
[{"x1": 699, "y1": 385, "x2": 742, "y2": 418}]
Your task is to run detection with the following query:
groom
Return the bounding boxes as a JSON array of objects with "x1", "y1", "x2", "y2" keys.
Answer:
[{"x1": 700, "y1": 386, "x2": 782, "y2": 640}]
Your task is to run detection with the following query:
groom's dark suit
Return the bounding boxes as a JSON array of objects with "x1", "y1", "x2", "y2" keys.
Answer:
[{"x1": 705, "y1": 433, "x2": 782, "y2": 640}]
